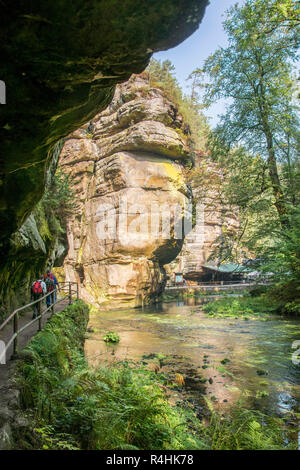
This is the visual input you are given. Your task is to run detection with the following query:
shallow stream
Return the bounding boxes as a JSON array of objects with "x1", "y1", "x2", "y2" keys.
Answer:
[{"x1": 86, "y1": 296, "x2": 300, "y2": 423}]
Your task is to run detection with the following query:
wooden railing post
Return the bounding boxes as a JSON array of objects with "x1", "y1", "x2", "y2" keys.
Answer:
[
  {"x1": 51, "y1": 289, "x2": 55, "y2": 314},
  {"x1": 76, "y1": 283, "x2": 79, "y2": 300},
  {"x1": 13, "y1": 312, "x2": 19, "y2": 357},
  {"x1": 38, "y1": 298, "x2": 42, "y2": 331},
  {"x1": 68, "y1": 282, "x2": 72, "y2": 305}
]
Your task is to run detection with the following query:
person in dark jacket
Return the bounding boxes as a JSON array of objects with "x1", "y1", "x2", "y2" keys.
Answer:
[
  {"x1": 44, "y1": 271, "x2": 55, "y2": 309},
  {"x1": 50, "y1": 271, "x2": 60, "y2": 302}
]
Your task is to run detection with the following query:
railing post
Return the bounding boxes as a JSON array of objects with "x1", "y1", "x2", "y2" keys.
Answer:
[
  {"x1": 13, "y1": 312, "x2": 19, "y2": 357},
  {"x1": 51, "y1": 289, "x2": 55, "y2": 314},
  {"x1": 38, "y1": 317, "x2": 42, "y2": 331},
  {"x1": 68, "y1": 282, "x2": 72, "y2": 305},
  {"x1": 76, "y1": 283, "x2": 79, "y2": 300},
  {"x1": 38, "y1": 300, "x2": 42, "y2": 331}
]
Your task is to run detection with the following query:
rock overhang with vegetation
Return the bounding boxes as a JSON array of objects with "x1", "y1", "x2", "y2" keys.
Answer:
[{"x1": 0, "y1": 0, "x2": 209, "y2": 253}]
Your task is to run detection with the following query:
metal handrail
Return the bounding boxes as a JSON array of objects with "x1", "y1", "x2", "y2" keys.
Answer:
[
  {"x1": 0, "y1": 281, "x2": 79, "y2": 362},
  {"x1": 169, "y1": 280, "x2": 256, "y2": 287},
  {"x1": 166, "y1": 280, "x2": 271, "y2": 288}
]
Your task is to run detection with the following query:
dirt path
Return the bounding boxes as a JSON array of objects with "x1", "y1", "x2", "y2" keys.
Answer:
[{"x1": 0, "y1": 296, "x2": 69, "y2": 387}]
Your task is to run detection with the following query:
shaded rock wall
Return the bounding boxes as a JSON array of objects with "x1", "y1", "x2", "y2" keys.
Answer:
[
  {"x1": 0, "y1": 0, "x2": 208, "y2": 262},
  {"x1": 60, "y1": 75, "x2": 193, "y2": 308},
  {"x1": 0, "y1": 212, "x2": 68, "y2": 319},
  {"x1": 0, "y1": 0, "x2": 209, "y2": 315}
]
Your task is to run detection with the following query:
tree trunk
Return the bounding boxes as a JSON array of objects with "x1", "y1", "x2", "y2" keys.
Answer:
[
  {"x1": 264, "y1": 127, "x2": 289, "y2": 227},
  {"x1": 257, "y1": 70, "x2": 289, "y2": 228}
]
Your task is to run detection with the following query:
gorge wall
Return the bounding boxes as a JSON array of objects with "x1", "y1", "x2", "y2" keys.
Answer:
[
  {"x1": 0, "y1": 0, "x2": 208, "y2": 256},
  {"x1": 168, "y1": 153, "x2": 239, "y2": 280},
  {"x1": 59, "y1": 75, "x2": 193, "y2": 309},
  {"x1": 0, "y1": 1, "x2": 209, "y2": 315}
]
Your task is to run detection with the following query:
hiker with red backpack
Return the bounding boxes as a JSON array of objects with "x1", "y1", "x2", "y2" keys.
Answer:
[
  {"x1": 31, "y1": 276, "x2": 47, "y2": 319},
  {"x1": 45, "y1": 271, "x2": 55, "y2": 309}
]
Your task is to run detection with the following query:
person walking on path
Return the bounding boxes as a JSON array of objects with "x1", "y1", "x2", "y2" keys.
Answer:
[
  {"x1": 50, "y1": 271, "x2": 60, "y2": 302},
  {"x1": 31, "y1": 276, "x2": 47, "y2": 319},
  {"x1": 45, "y1": 271, "x2": 55, "y2": 309}
]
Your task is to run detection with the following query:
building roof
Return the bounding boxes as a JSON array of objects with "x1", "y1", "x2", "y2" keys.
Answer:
[{"x1": 203, "y1": 263, "x2": 252, "y2": 274}]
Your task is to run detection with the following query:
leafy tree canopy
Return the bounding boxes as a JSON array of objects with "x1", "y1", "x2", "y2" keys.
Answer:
[
  {"x1": 199, "y1": 0, "x2": 299, "y2": 226},
  {"x1": 189, "y1": 0, "x2": 300, "y2": 313}
]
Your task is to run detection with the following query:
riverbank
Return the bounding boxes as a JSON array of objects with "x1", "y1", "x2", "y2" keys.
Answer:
[
  {"x1": 200, "y1": 288, "x2": 300, "y2": 319},
  {"x1": 164, "y1": 283, "x2": 253, "y2": 297},
  {"x1": 202, "y1": 294, "x2": 278, "y2": 319},
  {"x1": 5, "y1": 298, "x2": 298, "y2": 450},
  {"x1": 7, "y1": 300, "x2": 202, "y2": 450},
  {"x1": 85, "y1": 298, "x2": 299, "y2": 449}
]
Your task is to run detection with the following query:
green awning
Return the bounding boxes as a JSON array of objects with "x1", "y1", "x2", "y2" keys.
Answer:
[{"x1": 203, "y1": 263, "x2": 252, "y2": 274}]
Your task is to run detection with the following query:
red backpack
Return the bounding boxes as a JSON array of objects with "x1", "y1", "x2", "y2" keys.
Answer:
[{"x1": 32, "y1": 281, "x2": 42, "y2": 295}]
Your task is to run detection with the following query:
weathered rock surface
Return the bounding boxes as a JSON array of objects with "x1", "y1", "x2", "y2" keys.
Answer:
[
  {"x1": 168, "y1": 153, "x2": 239, "y2": 279},
  {"x1": 0, "y1": 0, "x2": 208, "y2": 267},
  {"x1": 0, "y1": 363, "x2": 23, "y2": 450},
  {"x1": 60, "y1": 75, "x2": 192, "y2": 308},
  {"x1": 0, "y1": 207, "x2": 68, "y2": 318},
  {"x1": 0, "y1": 215, "x2": 47, "y2": 317}
]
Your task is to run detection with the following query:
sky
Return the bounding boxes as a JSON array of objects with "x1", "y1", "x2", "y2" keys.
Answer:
[{"x1": 154, "y1": 0, "x2": 245, "y2": 127}]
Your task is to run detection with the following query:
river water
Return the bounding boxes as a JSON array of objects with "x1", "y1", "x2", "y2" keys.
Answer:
[{"x1": 85, "y1": 296, "x2": 300, "y2": 423}]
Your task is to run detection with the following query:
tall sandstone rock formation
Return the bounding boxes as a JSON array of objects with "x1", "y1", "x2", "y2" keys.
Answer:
[
  {"x1": 168, "y1": 152, "x2": 239, "y2": 280},
  {"x1": 59, "y1": 75, "x2": 192, "y2": 309},
  {"x1": 0, "y1": 1, "x2": 210, "y2": 318},
  {"x1": 0, "y1": 0, "x2": 208, "y2": 251}
]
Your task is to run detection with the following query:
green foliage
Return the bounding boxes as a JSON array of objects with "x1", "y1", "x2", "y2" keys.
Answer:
[
  {"x1": 189, "y1": 0, "x2": 300, "y2": 312},
  {"x1": 203, "y1": 0, "x2": 299, "y2": 225},
  {"x1": 257, "y1": 207, "x2": 300, "y2": 315},
  {"x1": 191, "y1": 146, "x2": 300, "y2": 315},
  {"x1": 34, "y1": 168, "x2": 75, "y2": 244},
  {"x1": 15, "y1": 299, "x2": 294, "y2": 450},
  {"x1": 33, "y1": 426, "x2": 79, "y2": 450},
  {"x1": 188, "y1": 148, "x2": 275, "y2": 261},
  {"x1": 200, "y1": 398, "x2": 294, "y2": 450},
  {"x1": 103, "y1": 331, "x2": 120, "y2": 343},
  {"x1": 203, "y1": 0, "x2": 299, "y2": 160},
  {"x1": 232, "y1": 0, "x2": 300, "y2": 46},
  {"x1": 147, "y1": 59, "x2": 181, "y2": 103},
  {"x1": 203, "y1": 295, "x2": 277, "y2": 318},
  {"x1": 15, "y1": 300, "x2": 203, "y2": 450},
  {"x1": 146, "y1": 59, "x2": 210, "y2": 152}
]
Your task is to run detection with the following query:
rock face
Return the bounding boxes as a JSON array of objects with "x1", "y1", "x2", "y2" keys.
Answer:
[
  {"x1": 0, "y1": 0, "x2": 208, "y2": 268},
  {"x1": 0, "y1": 213, "x2": 68, "y2": 319},
  {"x1": 60, "y1": 75, "x2": 192, "y2": 308}
]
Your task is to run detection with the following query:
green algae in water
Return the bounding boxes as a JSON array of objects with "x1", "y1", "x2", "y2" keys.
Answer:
[
  {"x1": 103, "y1": 331, "x2": 120, "y2": 343},
  {"x1": 216, "y1": 365, "x2": 237, "y2": 379},
  {"x1": 256, "y1": 369, "x2": 269, "y2": 376},
  {"x1": 225, "y1": 385, "x2": 241, "y2": 392},
  {"x1": 259, "y1": 381, "x2": 269, "y2": 386},
  {"x1": 87, "y1": 297, "x2": 300, "y2": 433},
  {"x1": 220, "y1": 358, "x2": 231, "y2": 365},
  {"x1": 256, "y1": 390, "x2": 270, "y2": 398}
]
